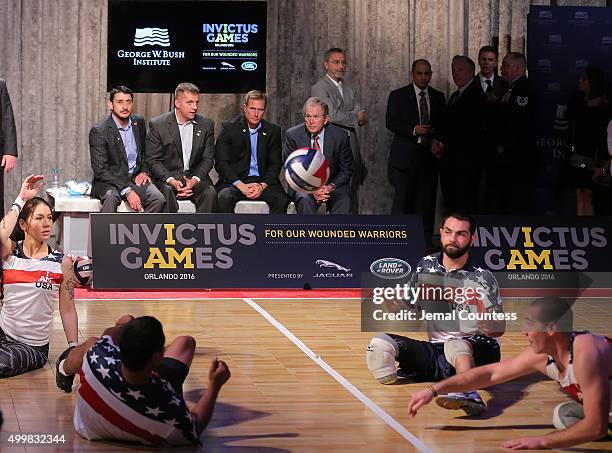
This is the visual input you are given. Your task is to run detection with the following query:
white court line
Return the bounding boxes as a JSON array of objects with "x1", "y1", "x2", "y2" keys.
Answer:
[
  {"x1": 77, "y1": 297, "x2": 361, "y2": 301},
  {"x1": 242, "y1": 297, "x2": 433, "y2": 453}
]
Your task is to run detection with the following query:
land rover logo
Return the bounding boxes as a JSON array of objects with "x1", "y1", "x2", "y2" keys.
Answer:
[
  {"x1": 241, "y1": 61, "x2": 257, "y2": 71},
  {"x1": 370, "y1": 258, "x2": 411, "y2": 279}
]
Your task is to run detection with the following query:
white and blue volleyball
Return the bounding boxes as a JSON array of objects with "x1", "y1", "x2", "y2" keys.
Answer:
[
  {"x1": 73, "y1": 256, "x2": 93, "y2": 286},
  {"x1": 284, "y1": 148, "x2": 330, "y2": 193}
]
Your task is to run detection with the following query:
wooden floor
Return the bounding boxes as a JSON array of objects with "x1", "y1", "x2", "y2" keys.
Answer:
[{"x1": 1, "y1": 296, "x2": 611, "y2": 453}]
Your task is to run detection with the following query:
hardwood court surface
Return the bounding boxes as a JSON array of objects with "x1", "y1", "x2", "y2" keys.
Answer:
[{"x1": 1, "y1": 296, "x2": 610, "y2": 452}]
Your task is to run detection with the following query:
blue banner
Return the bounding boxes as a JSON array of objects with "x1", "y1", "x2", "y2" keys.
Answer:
[
  {"x1": 470, "y1": 216, "x2": 611, "y2": 288},
  {"x1": 90, "y1": 214, "x2": 425, "y2": 289},
  {"x1": 528, "y1": 6, "x2": 612, "y2": 211}
]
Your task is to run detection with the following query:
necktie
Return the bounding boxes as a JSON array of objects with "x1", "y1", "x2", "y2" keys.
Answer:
[
  {"x1": 419, "y1": 91, "x2": 429, "y2": 124},
  {"x1": 449, "y1": 90, "x2": 460, "y2": 106},
  {"x1": 313, "y1": 134, "x2": 320, "y2": 151},
  {"x1": 337, "y1": 81, "x2": 344, "y2": 98},
  {"x1": 485, "y1": 79, "x2": 493, "y2": 94}
]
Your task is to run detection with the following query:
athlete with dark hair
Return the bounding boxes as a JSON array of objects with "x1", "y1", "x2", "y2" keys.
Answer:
[
  {"x1": 0, "y1": 175, "x2": 78, "y2": 378},
  {"x1": 59, "y1": 315, "x2": 231, "y2": 446}
]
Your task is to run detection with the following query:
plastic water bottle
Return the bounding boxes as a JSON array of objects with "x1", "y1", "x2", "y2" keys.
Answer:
[{"x1": 51, "y1": 166, "x2": 60, "y2": 189}]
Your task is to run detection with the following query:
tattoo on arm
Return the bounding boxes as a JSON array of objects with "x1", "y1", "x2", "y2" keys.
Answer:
[{"x1": 64, "y1": 276, "x2": 75, "y2": 300}]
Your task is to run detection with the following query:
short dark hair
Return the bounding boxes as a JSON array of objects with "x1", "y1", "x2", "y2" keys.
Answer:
[
  {"x1": 118, "y1": 316, "x2": 165, "y2": 370},
  {"x1": 325, "y1": 47, "x2": 345, "y2": 60},
  {"x1": 529, "y1": 297, "x2": 574, "y2": 332},
  {"x1": 478, "y1": 45, "x2": 499, "y2": 59},
  {"x1": 451, "y1": 55, "x2": 476, "y2": 73},
  {"x1": 411, "y1": 59, "x2": 431, "y2": 72},
  {"x1": 442, "y1": 212, "x2": 476, "y2": 235},
  {"x1": 109, "y1": 86, "x2": 133, "y2": 102}
]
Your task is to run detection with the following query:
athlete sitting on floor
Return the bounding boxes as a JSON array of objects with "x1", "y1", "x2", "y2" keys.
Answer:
[
  {"x1": 58, "y1": 314, "x2": 231, "y2": 446},
  {"x1": 367, "y1": 213, "x2": 505, "y2": 415},
  {"x1": 408, "y1": 296, "x2": 611, "y2": 450},
  {"x1": 0, "y1": 174, "x2": 78, "y2": 378}
]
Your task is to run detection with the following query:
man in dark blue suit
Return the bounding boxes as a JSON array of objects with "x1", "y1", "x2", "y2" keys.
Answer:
[
  {"x1": 0, "y1": 78, "x2": 18, "y2": 212},
  {"x1": 437, "y1": 56, "x2": 487, "y2": 214},
  {"x1": 215, "y1": 90, "x2": 289, "y2": 214},
  {"x1": 386, "y1": 59, "x2": 446, "y2": 244},
  {"x1": 283, "y1": 97, "x2": 353, "y2": 214}
]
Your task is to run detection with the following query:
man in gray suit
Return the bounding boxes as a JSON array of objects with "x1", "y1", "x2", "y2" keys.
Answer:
[
  {"x1": 0, "y1": 79, "x2": 18, "y2": 211},
  {"x1": 283, "y1": 97, "x2": 353, "y2": 214},
  {"x1": 146, "y1": 83, "x2": 217, "y2": 213},
  {"x1": 89, "y1": 86, "x2": 165, "y2": 213},
  {"x1": 311, "y1": 48, "x2": 365, "y2": 213}
]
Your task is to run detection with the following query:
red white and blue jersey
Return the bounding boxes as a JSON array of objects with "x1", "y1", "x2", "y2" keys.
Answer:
[
  {"x1": 545, "y1": 332, "x2": 612, "y2": 406},
  {"x1": 74, "y1": 336, "x2": 198, "y2": 446},
  {"x1": 0, "y1": 242, "x2": 63, "y2": 346}
]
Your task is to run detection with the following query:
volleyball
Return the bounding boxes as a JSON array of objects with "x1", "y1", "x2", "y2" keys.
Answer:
[
  {"x1": 284, "y1": 148, "x2": 330, "y2": 193},
  {"x1": 73, "y1": 256, "x2": 93, "y2": 286}
]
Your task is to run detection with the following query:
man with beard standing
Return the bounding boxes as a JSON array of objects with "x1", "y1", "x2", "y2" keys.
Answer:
[{"x1": 366, "y1": 213, "x2": 505, "y2": 415}]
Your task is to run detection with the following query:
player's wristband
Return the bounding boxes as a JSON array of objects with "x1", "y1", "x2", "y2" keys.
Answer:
[
  {"x1": 68, "y1": 341, "x2": 78, "y2": 348},
  {"x1": 12, "y1": 196, "x2": 25, "y2": 211}
]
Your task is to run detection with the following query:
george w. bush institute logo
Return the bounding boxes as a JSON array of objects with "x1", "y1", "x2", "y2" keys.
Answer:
[{"x1": 134, "y1": 28, "x2": 170, "y2": 47}]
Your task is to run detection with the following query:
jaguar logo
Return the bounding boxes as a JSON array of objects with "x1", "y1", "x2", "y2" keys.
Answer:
[{"x1": 315, "y1": 259, "x2": 351, "y2": 272}]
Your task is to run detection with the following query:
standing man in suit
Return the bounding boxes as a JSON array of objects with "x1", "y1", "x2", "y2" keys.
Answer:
[
  {"x1": 477, "y1": 46, "x2": 508, "y2": 213},
  {"x1": 0, "y1": 79, "x2": 18, "y2": 211},
  {"x1": 493, "y1": 52, "x2": 536, "y2": 214},
  {"x1": 215, "y1": 90, "x2": 288, "y2": 214},
  {"x1": 311, "y1": 48, "x2": 364, "y2": 213},
  {"x1": 283, "y1": 97, "x2": 353, "y2": 214},
  {"x1": 477, "y1": 46, "x2": 507, "y2": 101},
  {"x1": 146, "y1": 82, "x2": 217, "y2": 213},
  {"x1": 89, "y1": 86, "x2": 165, "y2": 213},
  {"x1": 437, "y1": 56, "x2": 487, "y2": 214},
  {"x1": 386, "y1": 59, "x2": 446, "y2": 246}
]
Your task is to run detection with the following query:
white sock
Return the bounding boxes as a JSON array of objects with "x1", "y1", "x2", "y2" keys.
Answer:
[{"x1": 58, "y1": 359, "x2": 70, "y2": 376}]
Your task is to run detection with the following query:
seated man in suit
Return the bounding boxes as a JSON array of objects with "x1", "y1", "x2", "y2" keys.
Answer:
[
  {"x1": 89, "y1": 86, "x2": 165, "y2": 213},
  {"x1": 146, "y1": 82, "x2": 217, "y2": 213},
  {"x1": 214, "y1": 90, "x2": 288, "y2": 214},
  {"x1": 283, "y1": 97, "x2": 353, "y2": 214}
]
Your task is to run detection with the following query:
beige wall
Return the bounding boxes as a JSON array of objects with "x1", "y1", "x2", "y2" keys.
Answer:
[{"x1": 0, "y1": 0, "x2": 607, "y2": 212}]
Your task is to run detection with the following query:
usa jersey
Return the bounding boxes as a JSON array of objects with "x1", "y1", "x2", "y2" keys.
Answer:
[
  {"x1": 0, "y1": 242, "x2": 63, "y2": 346},
  {"x1": 74, "y1": 336, "x2": 198, "y2": 446}
]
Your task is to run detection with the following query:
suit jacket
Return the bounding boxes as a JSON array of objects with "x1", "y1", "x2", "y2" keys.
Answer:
[
  {"x1": 89, "y1": 114, "x2": 148, "y2": 198},
  {"x1": 478, "y1": 74, "x2": 507, "y2": 152},
  {"x1": 386, "y1": 83, "x2": 446, "y2": 169},
  {"x1": 215, "y1": 116, "x2": 283, "y2": 186},
  {"x1": 311, "y1": 75, "x2": 361, "y2": 129},
  {"x1": 283, "y1": 123, "x2": 353, "y2": 189},
  {"x1": 0, "y1": 79, "x2": 17, "y2": 156},
  {"x1": 146, "y1": 110, "x2": 215, "y2": 183},
  {"x1": 497, "y1": 75, "x2": 536, "y2": 158},
  {"x1": 440, "y1": 79, "x2": 487, "y2": 167},
  {"x1": 478, "y1": 73, "x2": 507, "y2": 101}
]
